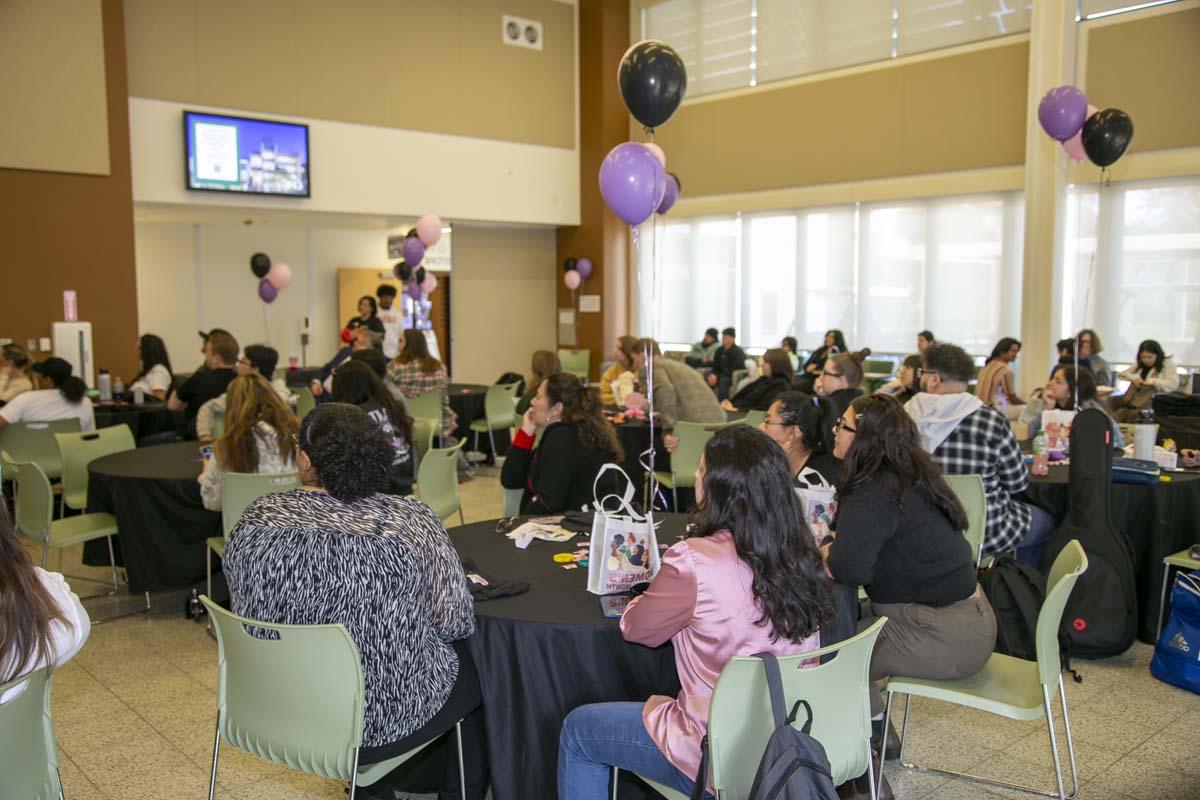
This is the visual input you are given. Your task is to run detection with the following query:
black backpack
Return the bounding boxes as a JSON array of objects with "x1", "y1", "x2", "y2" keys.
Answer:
[
  {"x1": 690, "y1": 652, "x2": 838, "y2": 800},
  {"x1": 979, "y1": 556, "x2": 1045, "y2": 660},
  {"x1": 496, "y1": 371, "x2": 525, "y2": 396},
  {"x1": 1038, "y1": 408, "x2": 1138, "y2": 658}
]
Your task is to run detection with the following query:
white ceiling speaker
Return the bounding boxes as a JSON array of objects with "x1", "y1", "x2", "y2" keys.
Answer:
[{"x1": 502, "y1": 14, "x2": 543, "y2": 51}]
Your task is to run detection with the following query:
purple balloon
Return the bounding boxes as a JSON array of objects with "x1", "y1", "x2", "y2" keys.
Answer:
[
  {"x1": 599, "y1": 142, "x2": 666, "y2": 226},
  {"x1": 407, "y1": 281, "x2": 423, "y2": 300},
  {"x1": 657, "y1": 173, "x2": 680, "y2": 215},
  {"x1": 1038, "y1": 86, "x2": 1088, "y2": 142},
  {"x1": 258, "y1": 278, "x2": 277, "y2": 303},
  {"x1": 576, "y1": 258, "x2": 593, "y2": 278},
  {"x1": 402, "y1": 237, "x2": 426, "y2": 268}
]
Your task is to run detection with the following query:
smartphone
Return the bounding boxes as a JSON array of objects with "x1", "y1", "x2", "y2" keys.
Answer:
[{"x1": 199, "y1": 445, "x2": 213, "y2": 460}]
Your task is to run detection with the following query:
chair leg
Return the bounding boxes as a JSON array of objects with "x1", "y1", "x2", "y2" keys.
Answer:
[
  {"x1": 455, "y1": 721, "x2": 467, "y2": 800},
  {"x1": 208, "y1": 719, "x2": 221, "y2": 800},
  {"x1": 1057, "y1": 679, "x2": 1080, "y2": 799},
  {"x1": 610, "y1": 766, "x2": 619, "y2": 800},
  {"x1": 349, "y1": 746, "x2": 361, "y2": 800},
  {"x1": 487, "y1": 425, "x2": 497, "y2": 464},
  {"x1": 106, "y1": 535, "x2": 119, "y2": 592},
  {"x1": 206, "y1": 548, "x2": 215, "y2": 637},
  {"x1": 1042, "y1": 686, "x2": 1066, "y2": 800},
  {"x1": 866, "y1": 740, "x2": 878, "y2": 800},
  {"x1": 41, "y1": 539, "x2": 50, "y2": 568},
  {"x1": 1158, "y1": 563, "x2": 1171, "y2": 637},
  {"x1": 898, "y1": 694, "x2": 912, "y2": 763},
  {"x1": 878, "y1": 692, "x2": 895, "y2": 791},
  {"x1": 457, "y1": 507, "x2": 465, "y2": 526}
]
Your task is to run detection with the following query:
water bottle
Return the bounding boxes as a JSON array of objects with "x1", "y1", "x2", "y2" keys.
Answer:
[
  {"x1": 133, "y1": 387, "x2": 145, "y2": 405},
  {"x1": 98, "y1": 369, "x2": 112, "y2": 402},
  {"x1": 113, "y1": 375, "x2": 125, "y2": 397},
  {"x1": 1032, "y1": 430, "x2": 1049, "y2": 476},
  {"x1": 1134, "y1": 407, "x2": 1157, "y2": 461}
]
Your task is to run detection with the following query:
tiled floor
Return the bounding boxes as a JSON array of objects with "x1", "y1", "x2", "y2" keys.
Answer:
[{"x1": 30, "y1": 468, "x2": 1200, "y2": 799}]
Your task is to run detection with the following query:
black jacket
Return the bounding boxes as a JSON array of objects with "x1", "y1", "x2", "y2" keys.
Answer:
[
  {"x1": 710, "y1": 345, "x2": 747, "y2": 380},
  {"x1": 500, "y1": 421, "x2": 619, "y2": 514},
  {"x1": 728, "y1": 376, "x2": 792, "y2": 412}
]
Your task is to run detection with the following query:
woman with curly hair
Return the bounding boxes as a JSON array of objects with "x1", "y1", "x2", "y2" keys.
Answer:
[
  {"x1": 501, "y1": 372, "x2": 624, "y2": 514},
  {"x1": 223, "y1": 403, "x2": 487, "y2": 799},
  {"x1": 559, "y1": 426, "x2": 833, "y2": 799}
]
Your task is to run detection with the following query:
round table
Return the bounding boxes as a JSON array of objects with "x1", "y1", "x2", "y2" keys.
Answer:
[
  {"x1": 93, "y1": 401, "x2": 185, "y2": 441},
  {"x1": 449, "y1": 515, "x2": 687, "y2": 800},
  {"x1": 1022, "y1": 465, "x2": 1200, "y2": 643},
  {"x1": 83, "y1": 441, "x2": 221, "y2": 592}
]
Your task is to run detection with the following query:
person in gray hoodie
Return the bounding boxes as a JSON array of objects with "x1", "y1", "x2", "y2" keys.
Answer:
[{"x1": 904, "y1": 342, "x2": 1056, "y2": 566}]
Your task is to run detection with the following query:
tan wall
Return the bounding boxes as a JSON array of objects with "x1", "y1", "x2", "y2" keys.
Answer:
[
  {"x1": 0, "y1": 0, "x2": 139, "y2": 379},
  {"x1": 124, "y1": 0, "x2": 575, "y2": 149},
  {"x1": 0, "y1": 0, "x2": 110, "y2": 174},
  {"x1": 1085, "y1": 7, "x2": 1200, "y2": 153}
]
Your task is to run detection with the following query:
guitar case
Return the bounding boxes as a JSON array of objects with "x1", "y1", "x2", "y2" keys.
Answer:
[{"x1": 1038, "y1": 408, "x2": 1138, "y2": 658}]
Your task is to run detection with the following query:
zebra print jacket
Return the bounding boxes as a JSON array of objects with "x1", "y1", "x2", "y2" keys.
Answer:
[{"x1": 223, "y1": 488, "x2": 475, "y2": 747}]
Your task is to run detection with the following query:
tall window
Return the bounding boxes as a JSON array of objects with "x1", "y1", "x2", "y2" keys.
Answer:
[
  {"x1": 637, "y1": 192, "x2": 1024, "y2": 354},
  {"x1": 1063, "y1": 178, "x2": 1200, "y2": 366}
]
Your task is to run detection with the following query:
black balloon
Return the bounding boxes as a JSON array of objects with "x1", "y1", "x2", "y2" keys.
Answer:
[
  {"x1": 1082, "y1": 109, "x2": 1133, "y2": 168},
  {"x1": 619, "y1": 41, "x2": 687, "y2": 130},
  {"x1": 563, "y1": 257, "x2": 577, "y2": 273},
  {"x1": 415, "y1": 267, "x2": 427, "y2": 285},
  {"x1": 250, "y1": 252, "x2": 271, "y2": 278},
  {"x1": 394, "y1": 261, "x2": 412, "y2": 282}
]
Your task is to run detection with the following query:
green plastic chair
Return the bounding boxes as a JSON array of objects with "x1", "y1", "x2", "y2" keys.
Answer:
[
  {"x1": 1, "y1": 451, "x2": 120, "y2": 592},
  {"x1": 944, "y1": 474, "x2": 986, "y2": 567},
  {"x1": 625, "y1": 618, "x2": 888, "y2": 799},
  {"x1": 294, "y1": 386, "x2": 317, "y2": 420},
  {"x1": 411, "y1": 417, "x2": 438, "y2": 473},
  {"x1": 880, "y1": 541, "x2": 1088, "y2": 800},
  {"x1": 558, "y1": 348, "x2": 590, "y2": 380},
  {"x1": 54, "y1": 424, "x2": 136, "y2": 513},
  {"x1": 652, "y1": 421, "x2": 721, "y2": 511},
  {"x1": 0, "y1": 666, "x2": 63, "y2": 800},
  {"x1": 738, "y1": 409, "x2": 767, "y2": 429},
  {"x1": 0, "y1": 418, "x2": 81, "y2": 481},
  {"x1": 406, "y1": 390, "x2": 445, "y2": 426},
  {"x1": 468, "y1": 382, "x2": 521, "y2": 458},
  {"x1": 198, "y1": 597, "x2": 467, "y2": 799},
  {"x1": 502, "y1": 487, "x2": 524, "y2": 517},
  {"x1": 417, "y1": 439, "x2": 466, "y2": 524}
]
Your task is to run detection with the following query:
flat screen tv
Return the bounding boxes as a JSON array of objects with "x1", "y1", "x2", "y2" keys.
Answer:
[{"x1": 184, "y1": 111, "x2": 310, "y2": 197}]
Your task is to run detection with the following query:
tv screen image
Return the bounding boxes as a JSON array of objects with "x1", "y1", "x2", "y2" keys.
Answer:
[{"x1": 184, "y1": 111, "x2": 310, "y2": 197}]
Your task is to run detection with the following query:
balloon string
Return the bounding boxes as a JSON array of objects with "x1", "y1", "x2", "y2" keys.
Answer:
[{"x1": 632, "y1": 223, "x2": 667, "y2": 514}]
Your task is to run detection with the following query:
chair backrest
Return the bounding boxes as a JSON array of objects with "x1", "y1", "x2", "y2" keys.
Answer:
[
  {"x1": 412, "y1": 417, "x2": 438, "y2": 467},
  {"x1": 558, "y1": 348, "x2": 590, "y2": 379},
  {"x1": 294, "y1": 386, "x2": 317, "y2": 420},
  {"x1": 944, "y1": 474, "x2": 986, "y2": 567},
  {"x1": 503, "y1": 487, "x2": 524, "y2": 517},
  {"x1": 417, "y1": 439, "x2": 465, "y2": 521},
  {"x1": 0, "y1": 453, "x2": 53, "y2": 544},
  {"x1": 739, "y1": 409, "x2": 767, "y2": 429},
  {"x1": 199, "y1": 596, "x2": 364, "y2": 781},
  {"x1": 221, "y1": 472, "x2": 302, "y2": 539},
  {"x1": 1037, "y1": 540, "x2": 1088, "y2": 687},
  {"x1": 670, "y1": 420, "x2": 720, "y2": 478},
  {"x1": 707, "y1": 618, "x2": 887, "y2": 793},
  {"x1": 483, "y1": 383, "x2": 518, "y2": 427},
  {"x1": 406, "y1": 390, "x2": 444, "y2": 422},
  {"x1": 212, "y1": 411, "x2": 226, "y2": 438},
  {"x1": 498, "y1": 380, "x2": 522, "y2": 401},
  {"x1": 55, "y1": 425, "x2": 136, "y2": 508},
  {"x1": 864, "y1": 358, "x2": 895, "y2": 376},
  {"x1": 0, "y1": 418, "x2": 82, "y2": 479},
  {"x1": 0, "y1": 666, "x2": 62, "y2": 800}
]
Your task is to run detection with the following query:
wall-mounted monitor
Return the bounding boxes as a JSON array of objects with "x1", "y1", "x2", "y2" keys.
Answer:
[{"x1": 184, "y1": 111, "x2": 310, "y2": 197}]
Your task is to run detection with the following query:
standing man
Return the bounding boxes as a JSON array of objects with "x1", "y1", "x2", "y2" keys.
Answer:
[
  {"x1": 376, "y1": 285, "x2": 403, "y2": 359},
  {"x1": 706, "y1": 327, "x2": 746, "y2": 401}
]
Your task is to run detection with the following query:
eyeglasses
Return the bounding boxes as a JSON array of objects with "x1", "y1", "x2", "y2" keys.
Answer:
[
  {"x1": 238, "y1": 358, "x2": 252, "y2": 367},
  {"x1": 822, "y1": 370, "x2": 844, "y2": 379},
  {"x1": 495, "y1": 516, "x2": 521, "y2": 534},
  {"x1": 833, "y1": 417, "x2": 858, "y2": 434},
  {"x1": 761, "y1": 419, "x2": 789, "y2": 427}
]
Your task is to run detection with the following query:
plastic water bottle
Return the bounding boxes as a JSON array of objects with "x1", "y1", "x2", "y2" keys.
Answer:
[
  {"x1": 133, "y1": 387, "x2": 145, "y2": 405},
  {"x1": 113, "y1": 375, "x2": 125, "y2": 397},
  {"x1": 1032, "y1": 430, "x2": 1049, "y2": 476},
  {"x1": 98, "y1": 370, "x2": 112, "y2": 402}
]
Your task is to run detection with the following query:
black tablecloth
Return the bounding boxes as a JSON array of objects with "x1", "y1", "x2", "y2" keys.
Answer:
[
  {"x1": 449, "y1": 515, "x2": 687, "y2": 800},
  {"x1": 1021, "y1": 466, "x2": 1200, "y2": 644},
  {"x1": 94, "y1": 402, "x2": 185, "y2": 442},
  {"x1": 83, "y1": 441, "x2": 221, "y2": 592}
]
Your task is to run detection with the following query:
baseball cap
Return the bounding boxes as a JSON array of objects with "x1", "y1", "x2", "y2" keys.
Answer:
[
  {"x1": 198, "y1": 328, "x2": 232, "y2": 340},
  {"x1": 31, "y1": 357, "x2": 73, "y2": 383}
]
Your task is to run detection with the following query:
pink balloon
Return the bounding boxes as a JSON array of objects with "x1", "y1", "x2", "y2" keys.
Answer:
[
  {"x1": 420, "y1": 273, "x2": 438, "y2": 293},
  {"x1": 564, "y1": 270, "x2": 582, "y2": 290},
  {"x1": 644, "y1": 142, "x2": 666, "y2": 167},
  {"x1": 266, "y1": 262, "x2": 292, "y2": 290},
  {"x1": 417, "y1": 215, "x2": 443, "y2": 247},
  {"x1": 1062, "y1": 104, "x2": 1098, "y2": 163}
]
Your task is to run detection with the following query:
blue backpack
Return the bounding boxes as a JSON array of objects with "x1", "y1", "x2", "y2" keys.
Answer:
[{"x1": 1151, "y1": 570, "x2": 1200, "y2": 694}]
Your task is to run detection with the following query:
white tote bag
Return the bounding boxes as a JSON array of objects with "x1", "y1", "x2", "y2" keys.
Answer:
[
  {"x1": 794, "y1": 466, "x2": 836, "y2": 544},
  {"x1": 587, "y1": 464, "x2": 661, "y2": 595}
]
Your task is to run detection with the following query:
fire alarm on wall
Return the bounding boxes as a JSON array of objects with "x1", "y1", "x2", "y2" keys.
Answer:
[{"x1": 502, "y1": 14, "x2": 542, "y2": 51}]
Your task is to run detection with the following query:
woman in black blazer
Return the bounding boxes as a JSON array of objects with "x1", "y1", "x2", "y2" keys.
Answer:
[{"x1": 501, "y1": 373, "x2": 624, "y2": 514}]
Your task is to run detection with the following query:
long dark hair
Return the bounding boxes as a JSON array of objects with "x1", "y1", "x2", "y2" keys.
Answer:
[
  {"x1": 135, "y1": 334, "x2": 173, "y2": 383},
  {"x1": 358, "y1": 295, "x2": 378, "y2": 318},
  {"x1": 542, "y1": 373, "x2": 623, "y2": 461},
  {"x1": 0, "y1": 503, "x2": 69, "y2": 685},
  {"x1": 988, "y1": 337, "x2": 1021, "y2": 363},
  {"x1": 332, "y1": 360, "x2": 414, "y2": 445},
  {"x1": 761, "y1": 349, "x2": 793, "y2": 382},
  {"x1": 837, "y1": 394, "x2": 968, "y2": 531},
  {"x1": 48, "y1": 373, "x2": 87, "y2": 404},
  {"x1": 773, "y1": 391, "x2": 824, "y2": 454},
  {"x1": 1052, "y1": 365, "x2": 1098, "y2": 409},
  {"x1": 688, "y1": 426, "x2": 833, "y2": 643},
  {"x1": 1135, "y1": 339, "x2": 1167, "y2": 380},
  {"x1": 396, "y1": 329, "x2": 440, "y2": 374},
  {"x1": 823, "y1": 330, "x2": 847, "y2": 354}
]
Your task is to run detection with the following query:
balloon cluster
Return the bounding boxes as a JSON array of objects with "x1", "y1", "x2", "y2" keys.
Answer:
[
  {"x1": 562, "y1": 257, "x2": 592, "y2": 291},
  {"x1": 1037, "y1": 85, "x2": 1133, "y2": 168},
  {"x1": 598, "y1": 41, "x2": 688, "y2": 226},
  {"x1": 249, "y1": 252, "x2": 291, "y2": 304},
  {"x1": 393, "y1": 215, "x2": 443, "y2": 298}
]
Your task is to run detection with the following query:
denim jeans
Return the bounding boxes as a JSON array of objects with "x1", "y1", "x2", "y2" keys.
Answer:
[
  {"x1": 558, "y1": 702, "x2": 710, "y2": 800},
  {"x1": 1016, "y1": 502, "x2": 1057, "y2": 567}
]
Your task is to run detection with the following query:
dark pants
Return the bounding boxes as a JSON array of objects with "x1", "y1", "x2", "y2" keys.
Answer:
[
  {"x1": 716, "y1": 376, "x2": 732, "y2": 401},
  {"x1": 359, "y1": 640, "x2": 489, "y2": 800}
]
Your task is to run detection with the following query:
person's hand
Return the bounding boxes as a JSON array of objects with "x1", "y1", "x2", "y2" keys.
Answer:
[
  {"x1": 1130, "y1": 375, "x2": 1144, "y2": 387},
  {"x1": 706, "y1": 373, "x2": 718, "y2": 387},
  {"x1": 720, "y1": 399, "x2": 736, "y2": 412},
  {"x1": 1181, "y1": 449, "x2": 1200, "y2": 467},
  {"x1": 819, "y1": 540, "x2": 834, "y2": 578},
  {"x1": 521, "y1": 407, "x2": 539, "y2": 436},
  {"x1": 663, "y1": 433, "x2": 679, "y2": 454},
  {"x1": 310, "y1": 379, "x2": 324, "y2": 397}
]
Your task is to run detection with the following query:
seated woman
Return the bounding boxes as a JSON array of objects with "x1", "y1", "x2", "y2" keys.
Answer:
[
  {"x1": 0, "y1": 503, "x2": 90, "y2": 700},
  {"x1": 198, "y1": 373, "x2": 298, "y2": 511},
  {"x1": 128, "y1": 334, "x2": 174, "y2": 401},
  {"x1": 721, "y1": 348, "x2": 793, "y2": 412},
  {"x1": 0, "y1": 357, "x2": 94, "y2": 432},
  {"x1": 387, "y1": 329, "x2": 456, "y2": 436},
  {"x1": 1113, "y1": 339, "x2": 1180, "y2": 422},
  {"x1": 516, "y1": 349, "x2": 562, "y2": 415},
  {"x1": 558, "y1": 426, "x2": 833, "y2": 799},
  {"x1": 824, "y1": 394, "x2": 995, "y2": 777},
  {"x1": 795, "y1": 328, "x2": 846, "y2": 393},
  {"x1": 0, "y1": 344, "x2": 33, "y2": 405},
  {"x1": 1076, "y1": 328, "x2": 1112, "y2": 387},
  {"x1": 501, "y1": 373, "x2": 624, "y2": 514},
  {"x1": 1023, "y1": 365, "x2": 1124, "y2": 448},
  {"x1": 975, "y1": 337, "x2": 1025, "y2": 413},
  {"x1": 758, "y1": 391, "x2": 837, "y2": 486},
  {"x1": 813, "y1": 348, "x2": 871, "y2": 456},
  {"x1": 223, "y1": 404, "x2": 486, "y2": 799},
  {"x1": 875, "y1": 354, "x2": 921, "y2": 406},
  {"x1": 598, "y1": 336, "x2": 638, "y2": 406},
  {"x1": 332, "y1": 360, "x2": 414, "y2": 496},
  {"x1": 781, "y1": 336, "x2": 800, "y2": 373}
]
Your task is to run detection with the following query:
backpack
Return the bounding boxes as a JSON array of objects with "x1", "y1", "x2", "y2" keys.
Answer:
[
  {"x1": 690, "y1": 652, "x2": 838, "y2": 800},
  {"x1": 979, "y1": 557, "x2": 1045, "y2": 660},
  {"x1": 496, "y1": 371, "x2": 525, "y2": 396},
  {"x1": 1038, "y1": 408, "x2": 1138, "y2": 659},
  {"x1": 1151, "y1": 570, "x2": 1200, "y2": 694}
]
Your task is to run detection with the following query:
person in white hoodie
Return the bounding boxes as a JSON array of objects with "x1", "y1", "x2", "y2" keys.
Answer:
[{"x1": 904, "y1": 343, "x2": 1056, "y2": 567}]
